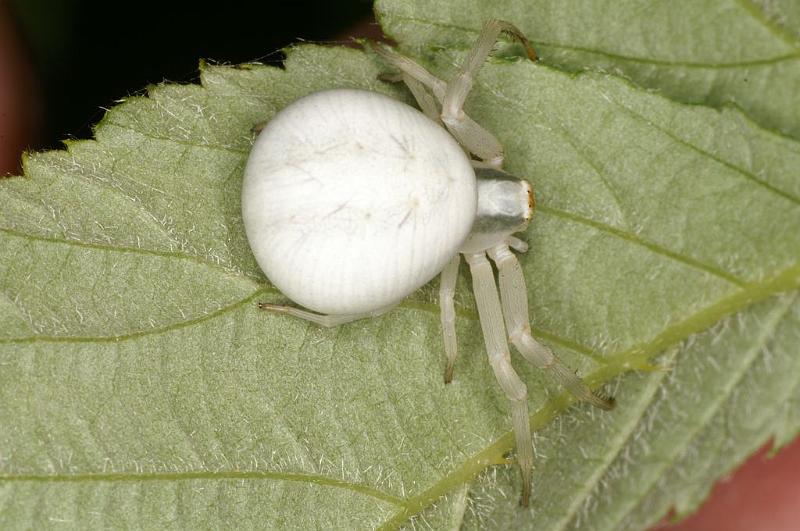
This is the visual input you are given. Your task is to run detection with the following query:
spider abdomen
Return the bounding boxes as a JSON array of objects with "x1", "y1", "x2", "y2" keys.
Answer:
[{"x1": 242, "y1": 88, "x2": 477, "y2": 315}]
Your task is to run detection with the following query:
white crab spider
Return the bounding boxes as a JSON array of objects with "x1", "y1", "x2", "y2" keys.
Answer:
[{"x1": 241, "y1": 19, "x2": 613, "y2": 506}]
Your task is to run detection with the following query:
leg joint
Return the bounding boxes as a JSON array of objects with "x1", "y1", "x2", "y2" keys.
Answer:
[
  {"x1": 489, "y1": 356, "x2": 528, "y2": 402},
  {"x1": 488, "y1": 244, "x2": 514, "y2": 264}
]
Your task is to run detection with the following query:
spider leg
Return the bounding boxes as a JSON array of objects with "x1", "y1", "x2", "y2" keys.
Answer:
[
  {"x1": 371, "y1": 26, "x2": 534, "y2": 167},
  {"x1": 439, "y1": 255, "x2": 461, "y2": 383},
  {"x1": 257, "y1": 303, "x2": 390, "y2": 328},
  {"x1": 507, "y1": 235, "x2": 528, "y2": 253},
  {"x1": 370, "y1": 42, "x2": 447, "y2": 100},
  {"x1": 443, "y1": 19, "x2": 535, "y2": 121},
  {"x1": 403, "y1": 74, "x2": 442, "y2": 123},
  {"x1": 487, "y1": 244, "x2": 614, "y2": 410},
  {"x1": 440, "y1": 19, "x2": 537, "y2": 168},
  {"x1": 464, "y1": 251, "x2": 534, "y2": 507},
  {"x1": 373, "y1": 41, "x2": 502, "y2": 165},
  {"x1": 377, "y1": 71, "x2": 404, "y2": 83}
]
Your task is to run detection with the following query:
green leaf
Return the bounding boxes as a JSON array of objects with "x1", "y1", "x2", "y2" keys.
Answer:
[
  {"x1": 2, "y1": 17, "x2": 800, "y2": 531},
  {"x1": 457, "y1": 293, "x2": 800, "y2": 530},
  {"x1": 375, "y1": 0, "x2": 800, "y2": 140}
]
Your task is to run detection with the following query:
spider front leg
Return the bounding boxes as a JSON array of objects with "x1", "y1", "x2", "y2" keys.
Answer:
[
  {"x1": 487, "y1": 244, "x2": 614, "y2": 410},
  {"x1": 464, "y1": 251, "x2": 534, "y2": 507},
  {"x1": 371, "y1": 19, "x2": 536, "y2": 167},
  {"x1": 443, "y1": 19, "x2": 536, "y2": 119},
  {"x1": 440, "y1": 19, "x2": 537, "y2": 167},
  {"x1": 373, "y1": 40, "x2": 501, "y2": 164}
]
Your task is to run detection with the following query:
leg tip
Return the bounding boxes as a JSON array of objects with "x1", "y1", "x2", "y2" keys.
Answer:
[
  {"x1": 523, "y1": 41, "x2": 538, "y2": 63},
  {"x1": 443, "y1": 364, "x2": 454, "y2": 384},
  {"x1": 595, "y1": 392, "x2": 616, "y2": 411},
  {"x1": 519, "y1": 483, "x2": 531, "y2": 508},
  {"x1": 377, "y1": 72, "x2": 403, "y2": 83}
]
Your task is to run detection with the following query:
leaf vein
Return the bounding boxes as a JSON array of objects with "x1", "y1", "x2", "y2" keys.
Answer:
[
  {"x1": 0, "y1": 470, "x2": 408, "y2": 508},
  {"x1": 734, "y1": 0, "x2": 800, "y2": 52},
  {"x1": 606, "y1": 96, "x2": 800, "y2": 206},
  {"x1": 554, "y1": 349, "x2": 676, "y2": 531},
  {"x1": 0, "y1": 262, "x2": 605, "y2": 365},
  {"x1": 0, "y1": 226, "x2": 262, "y2": 285},
  {"x1": 377, "y1": 265, "x2": 800, "y2": 528},
  {"x1": 538, "y1": 206, "x2": 747, "y2": 287},
  {"x1": 386, "y1": 14, "x2": 800, "y2": 68},
  {"x1": 0, "y1": 289, "x2": 268, "y2": 345},
  {"x1": 598, "y1": 292, "x2": 797, "y2": 530}
]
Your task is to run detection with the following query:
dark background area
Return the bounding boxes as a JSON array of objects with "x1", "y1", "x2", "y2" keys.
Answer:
[{"x1": 7, "y1": 0, "x2": 375, "y2": 152}]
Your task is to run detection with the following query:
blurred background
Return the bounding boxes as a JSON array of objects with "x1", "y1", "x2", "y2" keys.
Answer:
[
  {"x1": 1, "y1": 0, "x2": 376, "y2": 172},
  {"x1": 0, "y1": 1, "x2": 798, "y2": 529}
]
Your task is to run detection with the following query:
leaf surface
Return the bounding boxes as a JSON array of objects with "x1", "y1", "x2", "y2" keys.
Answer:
[
  {"x1": 376, "y1": 0, "x2": 800, "y2": 139},
  {"x1": 1, "y1": 15, "x2": 800, "y2": 531}
]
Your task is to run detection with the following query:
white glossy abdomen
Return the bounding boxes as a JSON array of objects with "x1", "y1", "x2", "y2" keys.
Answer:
[{"x1": 242, "y1": 88, "x2": 477, "y2": 315}]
